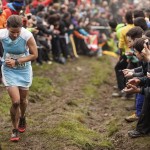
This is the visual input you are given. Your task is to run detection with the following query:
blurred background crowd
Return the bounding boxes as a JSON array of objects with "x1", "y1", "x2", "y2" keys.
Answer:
[{"x1": 0, "y1": 0, "x2": 149, "y2": 65}]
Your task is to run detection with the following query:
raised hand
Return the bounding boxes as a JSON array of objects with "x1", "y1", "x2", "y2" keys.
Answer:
[
  {"x1": 141, "y1": 39, "x2": 150, "y2": 62},
  {"x1": 124, "y1": 71, "x2": 133, "y2": 78},
  {"x1": 126, "y1": 78, "x2": 140, "y2": 86},
  {"x1": 122, "y1": 69, "x2": 134, "y2": 76},
  {"x1": 122, "y1": 84, "x2": 140, "y2": 94}
]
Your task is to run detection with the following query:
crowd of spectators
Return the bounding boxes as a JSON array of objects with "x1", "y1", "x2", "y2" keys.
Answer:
[{"x1": 2, "y1": 0, "x2": 148, "y2": 65}]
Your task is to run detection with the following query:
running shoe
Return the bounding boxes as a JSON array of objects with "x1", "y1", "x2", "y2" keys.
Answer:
[
  {"x1": 10, "y1": 129, "x2": 20, "y2": 142},
  {"x1": 18, "y1": 117, "x2": 26, "y2": 133}
]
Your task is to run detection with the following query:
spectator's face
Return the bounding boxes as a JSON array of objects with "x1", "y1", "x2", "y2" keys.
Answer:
[
  {"x1": 79, "y1": 21, "x2": 83, "y2": 27},
  {"x1": 127, "y1": 36, "x2": 134, "y2": 48},
  {"x1": 8, "y1": 27, "x2": 21, "y2": 40},
  {"x1": 102, "y1": 1, "x2": 108, "y2": 7},
  {"x1": 134, "y1": 49, "x2": 143, "y2": 61},
  {"x1": 112, "y1": 0, "x2": 118, "y2": 3},
  {"x1": 65, "y1": 15, "x2": 70, "y2": 21}
]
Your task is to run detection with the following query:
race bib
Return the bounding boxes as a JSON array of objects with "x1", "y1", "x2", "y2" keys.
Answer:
[{"x1": 5, "y1": 53, "x2": 26, "y2": 68}]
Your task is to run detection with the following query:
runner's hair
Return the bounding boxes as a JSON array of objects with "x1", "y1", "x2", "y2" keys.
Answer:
[{"x1": 7, "y1": 15, "x2": 23, "y2": 28}]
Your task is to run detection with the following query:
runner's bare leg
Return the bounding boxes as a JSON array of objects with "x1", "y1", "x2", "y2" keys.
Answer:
[
  {"x1": 19, "y1": 89, "x2": 28, "y2": 118},
  {"x1": 7, "y1": 86, "x2": 20, "y2": 129}
]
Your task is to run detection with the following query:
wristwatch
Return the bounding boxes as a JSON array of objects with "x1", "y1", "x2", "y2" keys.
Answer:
[{"x1": 15, "y1": 59, "x2": 20, "y2": 66}]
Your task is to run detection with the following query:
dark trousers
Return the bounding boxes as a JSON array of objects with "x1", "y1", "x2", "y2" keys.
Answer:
[
  {"x1": 36, "y1": 48, "x2": 43, "y2": 65},
  {"x1": 114, "y1": 55, "x2": 128, "y2": 91},
  {"x1": 51, "y1": 36, "x2": 70, "y2": 59},
  {"x1": 59, "y1": 37, "x2": 70, "y2": 58},
  {"x1": 74, "y1": 36, "x2": 89, "y2": 55},
  {"x1": 51, "y1": 37, "x2": 62, "y2": 59},
  {"x1": 39, "y1": 40, "x2": 50, "y2": 61},
  {"x1": 136, "y1": 87, "x2": 150, "y2": 134}
]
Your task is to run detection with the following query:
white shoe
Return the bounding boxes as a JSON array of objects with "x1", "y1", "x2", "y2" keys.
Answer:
[
  {"x1": 112, "y1": 92, "x2": 122, "y2": 97},
  {"x1": 47, "y1": 61, "x2": 52, "y2": 65},
  {"x1": 113, "y1": 85, "x2": 118, "y2": 90}
]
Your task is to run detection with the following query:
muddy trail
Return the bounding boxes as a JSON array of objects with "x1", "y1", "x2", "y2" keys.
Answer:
[{"x1": 0, "y1": 56, "x2": 150, "y2": 150}]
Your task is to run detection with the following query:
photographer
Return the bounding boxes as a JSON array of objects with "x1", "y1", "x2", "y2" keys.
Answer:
[{"x1": 123, "y1": 38, "x2": 150, "y2": 138}]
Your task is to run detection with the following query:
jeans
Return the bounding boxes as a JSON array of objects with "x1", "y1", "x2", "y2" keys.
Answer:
[{"x1": 136, "y1": 93, "x2": 144, "y2": 117}]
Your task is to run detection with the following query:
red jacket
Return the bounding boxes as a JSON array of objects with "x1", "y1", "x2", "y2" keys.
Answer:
[
  {"x1": 25, "y1": 0, "x2": 53, "y2": 14},
  {"x1": 32, "y1": 0, "x2": 52, "y2": 8},
  {"x1": 77, "y1": 0, "x2": 91, "y2": 5},
  {"x1": 3, "y1": 5, "x2": 19, "y2": 19}
]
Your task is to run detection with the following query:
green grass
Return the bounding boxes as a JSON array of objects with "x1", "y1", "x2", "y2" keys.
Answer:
[
  {"x1": 65, "y1": 112, "x2": 86, "y2": 123},
  {"x1": 99, "y1": 139, "x2": 114, "y2": 149},
  {"x1": 83, "y1": 84, "x2": 98, "y2": 98},
  {"x1": 30, "y1": 76, "x2": 54, "y2": 95},
  {"x1": 91, "y1": 56, "x2": 112, "y2": 86},
  {"x1": 0, "y1": 56, "x2": 115, "y2": 150},
  {"x1": 0, "y1": 91, "x2": 11, "y2": 117},
  {"x1": 107, "y1": 119, "x2": 119, "y2": 137},
  {"x1": 83, "y1": 56, "x2": 112, "y2": 99},
  {"x1": 32, "y1": 62, "x2": 55, "y2": 72},
  {"x1": 46, "y1": 120, "x2": 114, "y2": 149}
]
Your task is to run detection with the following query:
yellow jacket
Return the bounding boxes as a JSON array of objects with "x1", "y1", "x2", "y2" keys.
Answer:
[{"x1": 118, "y1": 24, "x2": 134, "y2": 52}]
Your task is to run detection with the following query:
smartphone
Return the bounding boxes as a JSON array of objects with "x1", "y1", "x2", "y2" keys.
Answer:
[
  {"x1": 145, "y1": 39, "x2": 149, "y2": 48},
  {"x1": 147, "y1": 62, "x2": 150, "y2": 74}
]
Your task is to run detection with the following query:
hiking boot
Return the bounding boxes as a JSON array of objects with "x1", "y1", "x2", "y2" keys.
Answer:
[
  {"x1": 18, "y1": 117, "x2": 26, "y2": 133},
  {"x1": 10, "y1": 129, "x2": 20, "y2": 142},
  {"x1": 128, "y1": 130, "x2": 146, "y2": 138},
  {"x1": 125, "y1": 113, "x2": 138, "y2": 122}
]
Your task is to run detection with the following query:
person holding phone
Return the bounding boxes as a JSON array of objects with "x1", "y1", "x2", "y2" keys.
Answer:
[{"x1": 123, "y1": 38, "x2": 150, "y2": 138}]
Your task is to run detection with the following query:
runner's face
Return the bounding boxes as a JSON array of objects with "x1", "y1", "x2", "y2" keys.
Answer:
[{"x1": 8, "y1": 27, "x2": 21, "y2": 40}]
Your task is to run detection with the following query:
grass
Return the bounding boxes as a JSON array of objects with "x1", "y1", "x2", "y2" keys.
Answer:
[
  {"x1": 32, "y1": 61, "x2": 56, "y2": 72},
  {"x1": 0, "y1": 91, "x2": 11, "y2": 117},
  {"x1": 31, "y1": 58, "x2": 114, "y2": 149},
  {"x1": 99, "y1": 139, "x2": 114, "y2": 149},
  {"x1": 30, "y1": 76, "x2": 54, "y2": 95},
  {"x1": 83, "y1": 84, "x2": 98, "y2": 98},
  {"x1": 0, "y1": 56, "x2": 115, "y2": 150},
  {"x1": 66, "y1": 111, "x2": 86, "y2": 123},
  {"x1": 133, "y1": 137, "x2": 150, "y2": 148},
  {"x1": 56, "y1": 72, "x2": 75, "y2": 86},
  {"x1": 107, "y1": 119, "x2": 119, "y2": 137},
  {"x1": 83, "y1": 56, "x2": 112, "y2": 99},
  {"x1": 46, "y1": 120, "x2": 114, "y2": 149}
]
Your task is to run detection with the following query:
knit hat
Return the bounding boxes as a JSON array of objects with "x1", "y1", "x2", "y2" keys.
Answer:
[{"x1": 13, "y1": 0, "x2": 24, "y2": 7}]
